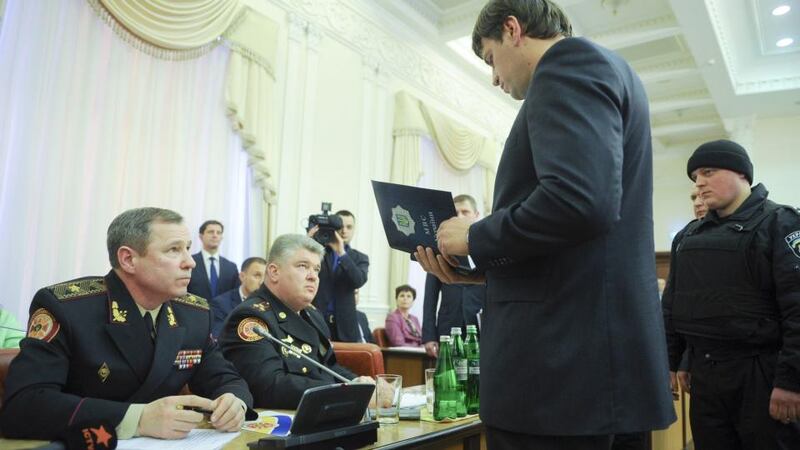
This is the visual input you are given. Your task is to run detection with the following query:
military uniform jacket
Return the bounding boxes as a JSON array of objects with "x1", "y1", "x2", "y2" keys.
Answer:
[
  {"x1": 0, "y1": 271, "x2": 253, "y2": 440},
  {"x1": 219, "y1": 285, "x2": 356, "y2": 409},
  {"x1": 663, "y1": 183, "x2": 800, "y2": 391}
]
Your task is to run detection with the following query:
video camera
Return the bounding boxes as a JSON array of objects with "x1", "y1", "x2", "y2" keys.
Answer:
[{"x1": 307, "y1": 202, "x2": 343, "y2": 246}]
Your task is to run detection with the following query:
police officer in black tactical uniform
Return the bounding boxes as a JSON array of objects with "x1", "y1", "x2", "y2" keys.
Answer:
[
  {"x1": 663, "y1": 140, "x2": 800, "y2": 450},
  {"x1": 219, "y1": 234, "x2": 373, "y2": 409}
]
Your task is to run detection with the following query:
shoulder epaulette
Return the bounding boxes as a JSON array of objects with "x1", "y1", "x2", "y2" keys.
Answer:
[
  {"x1": 173, "y1": 293, "x2": 209, "y2": 310},
  {"x1": 47, "y1": 278, "x2": 106, "y2": 301}
]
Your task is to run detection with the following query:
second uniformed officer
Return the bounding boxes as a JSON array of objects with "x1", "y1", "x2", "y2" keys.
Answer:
[
  {"x1": 219, "y1": 234, "x2": 373, "y2": 409},
  {"x1": 663, "y1": 140, "x2": 800, "y2": 449}
]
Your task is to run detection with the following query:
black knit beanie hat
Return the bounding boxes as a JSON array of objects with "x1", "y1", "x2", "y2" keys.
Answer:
[{"x1": 686, "y1": 139, "x2": 753, "y2": 185}]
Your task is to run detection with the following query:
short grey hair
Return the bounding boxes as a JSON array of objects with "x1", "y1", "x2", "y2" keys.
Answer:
[
  {"x1": 267, "y1": 234, "x2": 324, "y2": 266},
  {"x1": 107, "y1": 207, "x2": 183, "y2": 268}
]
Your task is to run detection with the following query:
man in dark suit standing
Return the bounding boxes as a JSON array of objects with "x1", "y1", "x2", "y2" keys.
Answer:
[
  {"x1": 188, "y1": 220, "x2": 239, "y2": 301},
  {"x1": 354, "y1": 289, "x2": 375, "y2": 344},
  {"x1": 0, "y1": 207, "x2": 252, "y2": 441},
  {"x1": 415, "y1": 1, "x2": 675, "y2": 448},
  {"x1": 211, "y1": 257, "x2": 267, "y2": 339},
  {"x1": 310, "y1": 210, "x2": 369, "y2": 342},
  {"x1": 422, "y1": 194, "x2": 485, "y2": 357}
]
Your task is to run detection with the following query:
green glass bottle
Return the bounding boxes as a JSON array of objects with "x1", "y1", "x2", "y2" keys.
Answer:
[
  {"x1": 433, "y1": 335, "x2": 458, "y2": 421},
  {"x1": 450, "y1": 327, "x2": 467, "y2": 417},
  {"x1": 465, "y1": 324, "x2": 480, "y2": 414}
]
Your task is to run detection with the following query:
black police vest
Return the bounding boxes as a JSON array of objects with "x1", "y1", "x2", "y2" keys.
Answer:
[{"x1": 671, "y1": 201, "x2": 781, "y2": 346}]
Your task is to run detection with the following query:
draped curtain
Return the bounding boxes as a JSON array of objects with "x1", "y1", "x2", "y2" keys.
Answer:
[
  {"x1": 0, "y1": 0, "x2": 264, "y2": 323},
  {"x1": 90, "y1": 0, "x2": 279, "y2": 206},
  {"x1": 388, "y1": 91, "x2": 498, "y2": 302}
]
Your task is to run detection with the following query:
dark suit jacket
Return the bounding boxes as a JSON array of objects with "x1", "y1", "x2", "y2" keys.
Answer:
[
  {"x1": 188, "y1": 252, "x2": 239, "y2": 301},
  {"x1": 468, "y1": 38, "x2": 674, "y2": 435},
  {"x1": 219, "y1": 285, "x2": 356, "y2": 409},
  {"x1": 421, "y1": 274, "x2": 485, "y2": 344},
  {"x1": 312, "y1": 246, "x2": 369, "y2": 342},
  {"x1": 356, "y1": 311, "x2": 375, "y2": 344},
  {"x1": 211, "y1": 288, "x2": 243, "y2": 339},
  {"x1": 0, "y1": 271, "x2": 253, "y2": 440}
]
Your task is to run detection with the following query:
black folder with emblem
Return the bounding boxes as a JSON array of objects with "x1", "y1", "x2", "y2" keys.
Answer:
[{"x1": 371, "y1": 180, "x2": 477, "y2": 275}]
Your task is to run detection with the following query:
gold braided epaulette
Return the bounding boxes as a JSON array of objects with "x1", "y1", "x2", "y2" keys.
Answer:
[
  {"x1": 47, "y1": 278, "x2": 107, "y2": 301},
  {"x1": 173, "y1": 293, "x2": 209, "y2": 310}
]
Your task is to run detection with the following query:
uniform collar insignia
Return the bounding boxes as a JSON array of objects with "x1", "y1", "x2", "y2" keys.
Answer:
[
  {"x1": 98, "y1": 362, "x2": 110, "y2": 382},
  {"x1": 110, "y1": 301, "x2": 128, "y2": 323},
  {"x1": 166, "y1": 305, "x2": 178, "y2": 327}
]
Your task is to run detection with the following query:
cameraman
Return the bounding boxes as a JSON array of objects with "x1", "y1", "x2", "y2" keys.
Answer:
[{"x1": 308, "y1": 210, "x2": 369, "y2": 342}]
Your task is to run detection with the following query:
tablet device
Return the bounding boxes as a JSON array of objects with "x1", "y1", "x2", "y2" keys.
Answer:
[{"x1": 290, "y1": 383, "x2": 374, "y2": 435}]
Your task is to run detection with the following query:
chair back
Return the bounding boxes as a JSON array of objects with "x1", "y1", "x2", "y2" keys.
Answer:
[
  {"x1": 331, "y1": 342, "x2": 384, "y2": 377},
  {"x1": 372, "y1": 327, "x2": 389, "y2": 348}
]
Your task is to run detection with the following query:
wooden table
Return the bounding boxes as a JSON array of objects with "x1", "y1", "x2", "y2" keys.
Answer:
[
  {"x1": 0, "y1": 386, "x2": 485, "y2": 450},
  {"x1": 381, "y1": 347, "x2": 435, "y2": 386}
]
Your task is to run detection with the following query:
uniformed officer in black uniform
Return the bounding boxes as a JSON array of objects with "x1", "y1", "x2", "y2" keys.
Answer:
[
  {"x1": 663, "y1": 140, "x2": 800, "y2": 449},
  {"x1": 219, "y1": 234, "x2": 373, "y2": 409},
  {"x1": 0, "y1": 207, "x2": 254, "y2": 441}
]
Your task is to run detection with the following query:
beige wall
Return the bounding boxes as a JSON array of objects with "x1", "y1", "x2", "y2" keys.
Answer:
[{"x1": 653, "y1": 113, "x2": 800, "y2": 251}]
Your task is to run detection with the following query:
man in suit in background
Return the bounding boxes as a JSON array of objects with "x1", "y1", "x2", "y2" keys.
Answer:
[
  {"x1": 0, "y1": 207, "x2": 252, "y2": 441},
  {"x1": 415, "y1": 1, "x2": 675, "y2": 448},
  {"x1": 422, "y1": 194, "x2": 485, "y2": 357},
  {"x1": 188, "y1": 220, "x2": 239, "y2": 301},
  {"x1": 354, "y1": 289, "x2": 375, "y2": 344},
  {"x1": 311, "y1": 210, "x2": 369, "y2": 342},
  {"x1": 211, "y1": 257, "x2": 267, "y2": 339}
]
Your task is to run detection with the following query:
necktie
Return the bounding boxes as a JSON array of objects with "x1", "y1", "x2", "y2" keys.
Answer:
[
  {"x1": 209, "y1": 256, "x2": 219, "y2": 297},
  {"x1": 144, "y1": 311, "x2": 156, "y2": 343}
]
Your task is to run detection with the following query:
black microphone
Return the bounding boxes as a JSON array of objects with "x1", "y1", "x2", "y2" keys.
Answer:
[
  {"x1": 252, "y1": 326, "x2": 352, "y2": 383},
  {"x1": 63, "y1": 420, "x2": 117, "y2": 450}
]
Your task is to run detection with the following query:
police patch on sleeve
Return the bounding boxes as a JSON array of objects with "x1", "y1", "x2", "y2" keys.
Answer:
[
  {"x1": 237, "y1": 318, "x2": 267, "y2": 342},
  {"x1": 786, "y1": 230, "x2": 800, "y2": 259},
  {"x1": 27, "y1": 308, "x2": 60, "y2": 342}
]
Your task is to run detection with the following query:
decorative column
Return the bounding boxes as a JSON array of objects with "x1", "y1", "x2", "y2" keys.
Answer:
[
  {"x1": 295, "y1": 23, "x2": 323, "y2": 216},
  {"x1": 275, "y1": 13, "x2": 308, "y2": 235}
]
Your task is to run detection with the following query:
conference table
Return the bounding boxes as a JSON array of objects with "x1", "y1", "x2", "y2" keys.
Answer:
[{"x1": 0, "y1": 386, "x2": 485, "y2": 450}]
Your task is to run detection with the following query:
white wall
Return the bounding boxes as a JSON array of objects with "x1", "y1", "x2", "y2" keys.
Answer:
[{"x1": 653, "y1": 113, "x2": 800, "y2": 251}]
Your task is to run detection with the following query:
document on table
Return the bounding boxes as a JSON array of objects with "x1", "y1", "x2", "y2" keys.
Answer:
[{"x1": 117, "y1": 429, "x2": 239, "y2": 450}]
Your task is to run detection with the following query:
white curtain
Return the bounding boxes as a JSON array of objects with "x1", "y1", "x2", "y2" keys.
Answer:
[
  {"x1": 405, "y1": 136, "x2": 487, "y2": 323},
  {"x1": 0, "y1": 0, "x2": 264, "y2": 324}
]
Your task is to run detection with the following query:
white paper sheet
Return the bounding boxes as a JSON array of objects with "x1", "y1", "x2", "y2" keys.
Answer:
[{"x1": 117, "y1": 429, "x2": 240, "y2": 450}]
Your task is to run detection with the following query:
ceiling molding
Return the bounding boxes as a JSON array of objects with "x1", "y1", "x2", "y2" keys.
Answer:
[
  {"x1": 590, "y1": 15, "x2": 680, "y2": 49},
  {"x1": 267, "y1": 0, "x2": 516, "y2": 138},
  {"x1": 652, "y1": 120, "x2": 720, "y2": 138},
  {"x1": 650, "y1": 97, "x2": 714, "y2": 115},
  {"x1": 639, "y1": 66, "x2": 700, "y2": 84}
]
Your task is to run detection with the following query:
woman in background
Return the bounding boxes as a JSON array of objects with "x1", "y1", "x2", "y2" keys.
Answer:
[{"x1": 385, "y1": 285, "x2": 422, "y2": 347}]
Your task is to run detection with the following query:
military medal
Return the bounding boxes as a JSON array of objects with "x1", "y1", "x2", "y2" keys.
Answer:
[{"x1": 173, "y1": 349, "x2": 203, "y2": 369}]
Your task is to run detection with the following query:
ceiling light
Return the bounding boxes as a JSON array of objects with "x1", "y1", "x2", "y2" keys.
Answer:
[
  {"x1": 776, "y1": 37, "x2": 794, "y2": 47},
  {"x1": 772, "y1": 5, "x2": 791, "y2": 16}
]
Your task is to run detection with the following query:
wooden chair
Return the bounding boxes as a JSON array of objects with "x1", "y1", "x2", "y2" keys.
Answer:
[{"x1": 372, "y1": 327, "x2": 389, "y2": 348}]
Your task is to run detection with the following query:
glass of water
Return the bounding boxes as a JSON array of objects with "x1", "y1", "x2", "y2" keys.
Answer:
[{"x1": 376, "y1": 374, "x2": 402, "y2": 424}]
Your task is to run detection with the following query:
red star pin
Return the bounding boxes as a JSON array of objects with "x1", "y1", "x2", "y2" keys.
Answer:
[{"x1": 91, "y1": 425, "x2": 113, "y2": 447}]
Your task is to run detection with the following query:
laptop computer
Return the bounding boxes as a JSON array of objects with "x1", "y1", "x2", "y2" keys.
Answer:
[{"x1": 371, "y1": 180, "x2": 477, "y2": 275}]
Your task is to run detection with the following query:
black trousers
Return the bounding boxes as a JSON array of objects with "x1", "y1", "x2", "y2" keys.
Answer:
[
  {"x1": 611, "y1": 432, "x2": 650, "y2": 450},
  {"x1": 689, "y1": 351, "x2": 800, "y2": 450},
  {"x1": 486, "y1": 425, "x2": 613, "y2": 450}
]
